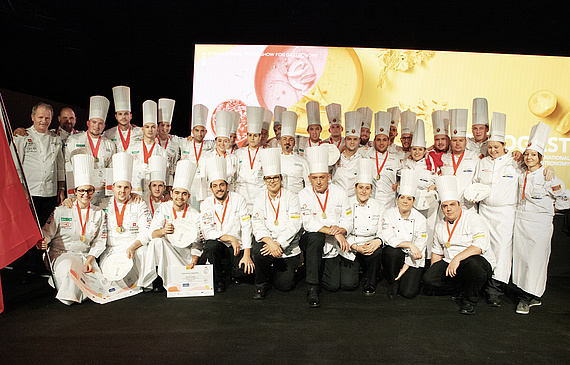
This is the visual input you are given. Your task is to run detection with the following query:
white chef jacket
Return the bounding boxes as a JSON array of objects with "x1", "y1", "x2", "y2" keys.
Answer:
[
  {"x1": 466, "y1": 137, "x2": 488, "y2": 157},
  {"x1": 295, "y1": 135, "x2": 324, "y2": 157},
  {"x1": 51, "y1": 127, "x2": 78, "y2": 146},
  {"x1": 14, "y1": 127, "x2": 65, "y2": 197},
  {"x1": 432, "y1": 208, "x2": 495, "y2": 268},
  {"x1": 280, "y1": 152, "x2": 309, "y2": 194},
  {"x1": 331, "y1": 151, "x2": 362, "y2": 198},
  {"x1": 202, "y1": 150, "x2": 238, "y2": 191},
  {"x1": 441, "y1": 149, "x2": 480, "y2": 208},
  {"x1": 65, "y1": 132, "x2": 116, "y2": 169},
  {"x1": 200, "y1": 192, "x2": 252, "y2": 249},
  {"x1": 103, "y1": 125, "x2": 144, "y2": 152},
  {"x1": 179, "y1": 139, "x2": 214, "y2": 202},
  {"x1": 158, "y1": 135, "x2": 183, "y2": 187},
  {"x1": 344, "y1": 196, "x2": 383, "y2": 261},
  {"x1": 299, "y1": 184, "x2": 353, "y2": 259},
  {"x1": 381, "y1": 207, "x2": 428, "y2": 268},
  {"x1": 252, "y1": 188, "x2": 302, "y2": 258},
  {"x1": 127, "y1": 140, "x2": 167, "y2": 195},
  {"x1": 100, "y1": 197, "x2": 152, "y2": 248},
  {"x1": 360, "y1": 148, "x2": 401, "y2": 211},
  {"x1": 150, "y1": 201, "x2": 203, "y2": 257},
  {"x1": 516, "y1": 166, "x2": 570, "y2": 217},
  {"x1": 472, "y1": 153, "x2": 521, "y2": 207},
  {"x1": 144, "y1": 195, "x2": 165, "y2": 218},
  {"x1": 266, "y1": 138, "x2": 280, "y2": 149},
  {"x1": 401, "y1": 158, "x2": 436, "y2": 191},
  {"x1": 387, "y1": 143, "x2": 406, "y2": 161},
  {"x1": 324, "y1": 136, "x2": 345, "y2": 150},
  {"x1": 235, "y1": 146, "x2": 265, "y2": 210}
]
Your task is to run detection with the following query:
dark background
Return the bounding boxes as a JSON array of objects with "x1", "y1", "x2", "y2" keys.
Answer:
[{"x1": 1, "y1": 0, "x2": 569, "y2": 135}]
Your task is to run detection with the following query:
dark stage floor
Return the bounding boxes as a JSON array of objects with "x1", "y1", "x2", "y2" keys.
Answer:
[{"x1": 1, "y1": 268, "x2": 569, "y2": 365}]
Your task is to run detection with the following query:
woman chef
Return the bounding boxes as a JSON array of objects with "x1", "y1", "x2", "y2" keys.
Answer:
[
  {"x1": 512, "y1": 122, "x2": 569, "y2": 314},
  {"x1": 37, "y1": 154, "x2": 107, "y2": 305}
]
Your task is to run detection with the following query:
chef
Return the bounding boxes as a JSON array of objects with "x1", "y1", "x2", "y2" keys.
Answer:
[
  {"x1": 360, "y1": 111, "x2": 401, "y2": 211},
  {"x1": 279, "y1": 110, "x2": 310, "y2": 194},
  {"x1": 423, "y1": 175, "x2": 495, "y2": 315},
  {"x1": 426, "y1": 110, "x2": 451, "y2": 174},
  {"x1": 331, "y1": 111, "x2": 363, "y2": 198},
  {"x1": 199, "y1": 157, "x2": 253, "y2": 293},
  {"x1": 324, "y1": 103, "x2": 344, "y2": 149},
  {"x1": 395, "y1": 110, "x2": 416, "y2": 160},
  {"x1": 512, "y1": 122, "x2": 570, "y2": 314},
  {"x1": 37, "y1": 154, "x2": 107, "y2": 305},
  {"x1": 202, "y1": 110, "x2": 238, "y2": 191},
  {"x1": 386, "y1": 106, "x2": 403, "y2": 155},
  {"x1": 381, "y1": 169, "x2": 428, "y2": 299},
  {"x1": 296, "y1": 101, "x2": 326, "y2": 156},
  {"x1": 142, "y1": 159, "x2": 203, "y2": 291},
  {"x1": 357, "y1": 106, "x2": 373, "y2": 148},
  {"x1": 65, "y1": 96, "x2": 116, "y2": 204},
  {"x1": 346, "y1": 159, "x2": 383, "y2": 295},
  {"x1": 251, "y1": 148, "x2": 302, "y2": 299},
  {"x1": 265, "y1": 105, "x2": 286, "y2": 149},
  {"x1": 99, "y1": 152, "x2": 152, "y2": 289},
  {"x1": 157, "y1": 98, "x2": 182, "y2": 187},
  {"x1": 145, "y1": 155, "x2": 170, "y2": 218},
  {"x1": 299, "y1": 145, "x2": 353, "y2": 308},
  {"x1": 440, "y1": 109, "x2": 480, "y2": 211},
  {"x1": 467, "y1": 97, "x2": 489, "y2": 157},
  {"x1": 228, "y1": 111, "x2": 240, "y2": 154},
  {"x1": 13, "y1": 107, "x2": 78, "y2": 146},
  {"x1": 235, "y1": 106, "x2": 266, "y2": 212},
  {"x1": 103, "y1": 85, "x2": 143, "y2": 152},
  {"x1": 127, "y1": 100, "x2": 166, "y2": 196}
]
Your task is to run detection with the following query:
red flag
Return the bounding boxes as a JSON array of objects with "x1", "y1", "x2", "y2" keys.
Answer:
[{"x1": 0, "y1": 94, "x2": 42, "y2": 313}]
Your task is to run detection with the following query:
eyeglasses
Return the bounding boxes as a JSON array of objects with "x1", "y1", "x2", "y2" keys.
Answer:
[
  {"x1": 76, "y1": 188, "x2": 95, "y2": 195},
  {"x1": 263, "y1": 176, "x2": 281, "y2": 182}
]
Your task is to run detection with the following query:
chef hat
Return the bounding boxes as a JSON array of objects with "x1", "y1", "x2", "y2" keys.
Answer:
[
  {"x1": 262, "y1": 109, "x2": 273, "y2": 131},
  {"x1": 472, "y1": 97, "x2": 489, "y2": 126},
  {"x1": 526, "y1": 121, "x2": 551, "y2": 155},
  {"x1": 411, "y1": 119, "x2": 426, "y2": 148},
  {"x1": 112, "y1": 152, "x2": 133, "y2": 184},
  {"x1": 112, "y1": 85, "x2": 131, "y2": 112},
  {"x1": 230, "y1": 111, "x2": 240, "y2": 134},
  {"x1": 450, "y1": 109, "x2": 468, "y2": 138},
  {"x1": 344, "y1": 111, "x2": 362, "y2": 137},
  {"x1": 357, "y1": 107, "x2": 373, "y2": 130},
  {"x1": 72, "y1": 154, "x2": 95, "y2": 188},
  {"x1": 326, "y1": 103, "x2": 342, "y2": 127},
  {"x1": 356, "y1": 158, "x2": 375, "y2": 185},
  {"x1": 206, "y1": 156, "x2": 228, "y2": 183},
  {"x1": 158, "y1": 98, "x2": 175, "y2": 124},
  {"x1": 306, "y1": 145, "x2": 329, "y2": 174},
  {"x1": 215, "y1": 110, "x2": 233, "y2": 138},
  {"x1": 246, "y1": 106, "x2": 265, "y2": 134},
  {"x1": 148, "y1": 155, "x2": 167, "y2": 183},
  {"x1": 142, "y1": 100, "x2": 157, "y2": 126},
  {"x1": 374, "y1": 111, "x2": 391, "y2": 137},
  {"x1": 488, "y1": 112, "x2": 506, "y2": 143},
  {"x1": 89, "y1": 95, "x2": 110, "y2": 122},
  {"x1": 273, "y1": 105, "x2": 286, "y2": 126},
  {"x1": 192, "y1": 104, "x2": 208, "y2": 128},
  {"x1": 172, "y1": 159, "x2": 197, "y2": 193},
  {"x1": 400, "y1": 110, "x2": 416, "y2": 135},
  {"x1": 387, "y1": 106, "x2": 401, "y2": 128},
  {"x1": 435, "y1": 175, "x2": 459, "y2": 203},
  {"x1": 306, "y1": 101, "x2": 321, "y2": 126},
  {"x1": 260, "y1": 148, "x2": 281, "y2": 176},
  {"x1": 399, "y1": 169, "x2": 418, "y2": 198},
  {"x1": 281, "y1": 111, "x2": 298, "y2": 138},
  {"x1": 432, "y1": 110, "x2": 450, "y2": 137}
]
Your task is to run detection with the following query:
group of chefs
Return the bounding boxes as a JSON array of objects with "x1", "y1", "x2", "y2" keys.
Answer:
[{"x1": 14, "y1": 85, "x2": 569, "y2": 315}]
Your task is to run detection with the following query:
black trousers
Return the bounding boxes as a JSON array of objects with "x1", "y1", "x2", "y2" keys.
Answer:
[
  {"x1": 198, "y1": 239, "x2": 248, "y2": 284},
  {"x1": 382, "y1": 246, "x2": 424, "y2": 298},
  {"x1": 355, "y1": 245, "x2": 383, "y2": 287},
  {"x1": 423, "y1": 255, "x2": 492, "y2": 305},
  {"x1": 299, "y1": 232, "x2": 325, "y2": 286},
  {"x1": 251, "y1": 241, "x2": 301, "y2": 291},
  {"x1": 321, "y1": 255, "x2": 359, "y2": 292}
]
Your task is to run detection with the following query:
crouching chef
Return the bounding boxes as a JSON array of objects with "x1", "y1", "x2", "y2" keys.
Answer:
[
  {"x1": 199, "y1": 156, "x2": 253, "y2": 293},
  {"x1": 99, "y1": 152, "x2": 152, "y2": 288},
  {"x1": 37, "y1": 155, "x2": 107, "y2": 305},
  {"x1": 251, "y1": 148, "x2": 302, "y2": 299},
  {"x1": 423, "y1": 175, "x2": 496, "y2": 315},
  {"x1": 141, "y1": 160, "x2": 203, "y2": 291},
  {"x1": 299, "y1": 145, "x2": 353, "y2": 308}
]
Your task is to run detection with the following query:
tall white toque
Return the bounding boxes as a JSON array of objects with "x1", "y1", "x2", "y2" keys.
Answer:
[
  {"x1": 112, "y1": 152, "x2": 133, "y2": 184},
  {"x1": 206, "y1": 156, "x2": 228, "y2": 183},
  {"x1": 158, "y1": 98, "x2": 176, "y2": 124},
  {"x1": 172, "y1": 159, "x2": 197, "y2": 193},
  {"x1": 192, "y1": 104, "x2": 208, "y2": 128},
  {"x1": 246, "y1": 106, "x2": 265, "y2": 134},
  {"x1": 148, "y1": 155, "x2": 167, "y2": 184},
  {"x1": 306, "y1": 101, "x2": 321, "y2": 126},
  {"x1": 436, "y1": 175, "x2": 460, "y2": 203},
  {"x1": 450, "y1": 108, "x2": 469, "y2": 138},
  {"x1": 260, "y1": 148, "x2": 281, "y2": 177},
  {"x1": 526, "y1": 121, "x2": 551, "y2": 155},
  {"x1": 112, "y1": 85, "x2": 131, "y2": 112},
  {"x1": 472, "y1": 97, "x2": 489, "y2": 126},
  {"x1": 142, "y1": 100, "x2": 157, "y2": 126},
  {"x1": 72, "y1": 154, "x2": 95, "y2": 188},
  {"x1": 215, "y1": 110, "x2": 233, "y2": 139},
  {"x1": 432, "y1": 110, "x2": 450, "y2": 137},
  {"x1": 281, "y1": 111, "x2": 298, "y2": 138},
  {"x1": 374, "y1": 111, "x2": 391, "y2": 137},
  {"x1": 488, "y1": 112, "x2": 506, "y2": 143},
  {"x1": 89, "y1": 95, "x2": 110, "y2": 122},
  {"x1": 344, "y1": 111, "x2": 362, "y2": 137},
  {"x1": 411, "y1": 119, "x2": 426, "y2": 148},
  {"x1": 326, "y1": 103, "x2": 342, "y2": 127}
]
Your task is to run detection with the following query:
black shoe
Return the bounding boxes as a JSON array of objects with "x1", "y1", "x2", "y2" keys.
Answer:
[
  {"x1": 460, "y1": 301, "x2": 476, "y2": 315},
  {"x1": 152, "y1": 277, "x2": 165, "y2": 292},
  {"x1": 215, "y1": 281, "x2": 226, "y2": 294},
  {"x1": 387, "y1": 282, "x2": 399, "y2": 299},
  {"x1": 487, "y1": 295, "x2": 501, "y2": 307},
  {"x1": 254, "y1": 284, "x2": 267, "y2": 300},
  {"x1": 363, "y1": 284, "x2": 376, "y2": 296},
  {"x1": 307, "y1": 286, "x2": 320, "y2": 308}
]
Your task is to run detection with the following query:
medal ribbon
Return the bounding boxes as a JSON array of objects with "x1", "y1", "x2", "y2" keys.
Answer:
[
  {"x1": 214, "y1": 196, "x2": 230, "y2": 225},
  {"x1": 194, "y1": 140, "x2": 204, "y2": 163},
  {"x1": 143, "y1": 141, "x2": 156, "y2": 163},
  {"x1": 452, "y1": 151, "x2": 465, "y2": 176},
  {"x1": 87, "y1": 133, "x2": 101, "y2": 159},
  {"x1": 216, "y1": 149, "x2": 226, "y2": 158},
  {"x1": 172, "y1": 204, "x2": 189, "y2": 219},
  {"x1": 309, "y1": 139, "x2": 322, "y2": 147},
  {"x1": 76, "y1": 203, "x2": 90, "y2": 239},
  {"x1": 313, "y1": 188, "x2": 329, "y2": 217},
  {"x1": 114, "y1": 198, "x2": 128, "y2": 228},
  {"x1": 522, "y1": 170, "x2": 530, "y2": 199},
  {"x1": 375, "y1": 150, "x2": 389, "y2": 176},
  {"x1": 446, "y1": 210, "x2": 462, "y2": 244},
  {"x1": 248, "y1": 146, "x2": 260, "y2": 171},
  {"x1": 332, "y1": 139, "x2": 342, "y2": 148},
  {"x1": 119, "y1": 126, "x2": 131, "y2": 151},
  {"x1": 159, "y1": 137, "x2": 169, "y2": 150},
  {"x1": 268, "y1": 190, "x2": 281, "y2": 222}
]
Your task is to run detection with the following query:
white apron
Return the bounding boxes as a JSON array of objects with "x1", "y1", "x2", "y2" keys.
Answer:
[{"x1": 479, "y1": 204, "x2": 515, "y2": 284}]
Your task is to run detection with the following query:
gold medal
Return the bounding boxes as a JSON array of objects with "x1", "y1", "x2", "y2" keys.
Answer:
[
  {"x1": 116, "y1": 226, "x2": 124, "y2": 233},
  {"x1": 274, "y1": 220, "x2": 279, "y2": 226},
  {"x1": 322, "y1": 212, "x2": 327, "y2": 219},
  {"x1": 80, "y1": 235, "x2": 86, "y2": 242},
  {"x1": 249, "y1": 170, "x2": 254, "y2": 175},
  {"x1": 142, "y1": 163, "x2": 148, "y2": 169},
  {"x1": 94, "y1": 157, "x2": 99, "y2": 163},
  {"x1": 377, "y1": 174, "x2": 381, "y2": 180},
  {"x1": 445, "y1": 241, "x2": 451, "y2": 248}
]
